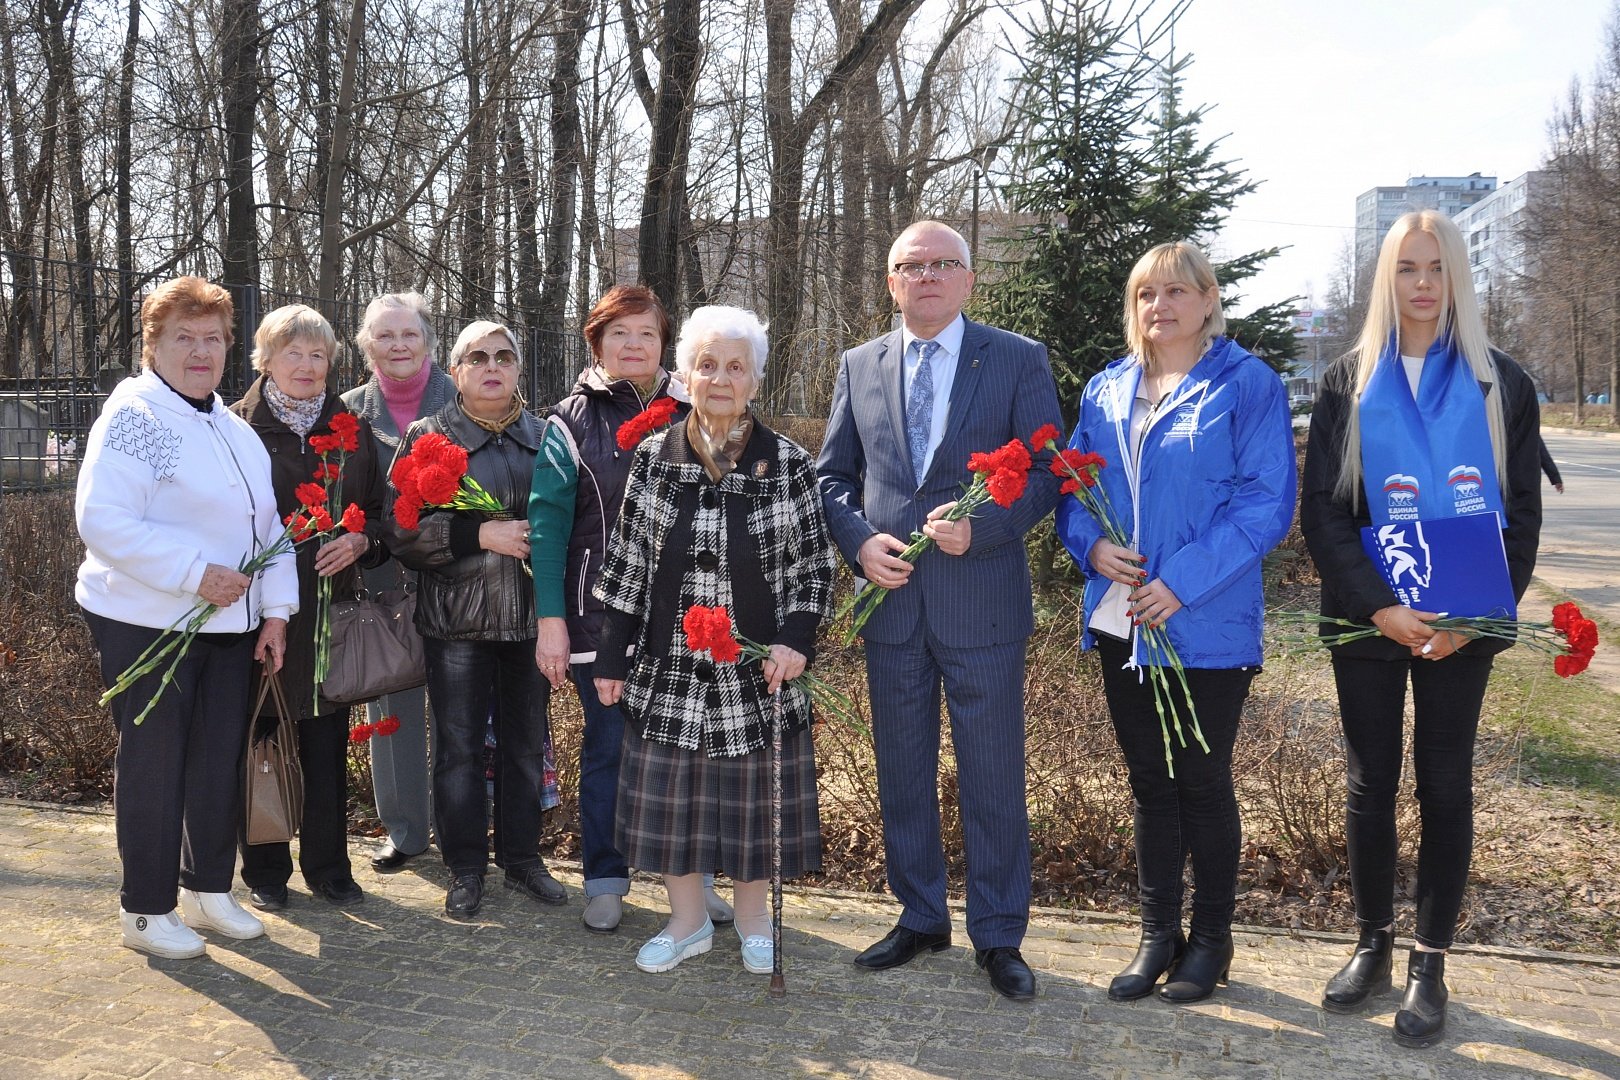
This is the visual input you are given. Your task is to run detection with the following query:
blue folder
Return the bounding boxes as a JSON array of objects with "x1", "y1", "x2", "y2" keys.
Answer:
[{"x1": 1359, "y1": 513, "x2": 1515, "y2": 620}]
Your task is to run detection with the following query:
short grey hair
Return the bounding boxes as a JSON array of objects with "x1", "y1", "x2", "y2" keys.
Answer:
[
  {"x1": 673, "y1": 306, "x2": 768, "y2": 380},
  {"x1": 448, "y1": 319, "x2": 522, "y2": 366},
  {"x1": 886, "y1": 220, "x2": 973, "y2": 272},
  {"x1": 355, "y1": 292, "x2": 437, "y2": 367}
]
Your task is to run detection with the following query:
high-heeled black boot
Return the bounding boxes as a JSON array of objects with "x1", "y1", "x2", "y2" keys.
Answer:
[
  {"x1": 1108, "y1": 923, "x2": 1186, "y2": 1001},
  {"x1": 1393, "y1": 949, "x2": 1448, "y2": 1048},
  {"x1": 1157, "y1": 928, "x2": 1232, "y2": 1003},
  {"x1": 1322, "y1": 927, "x2": 1394, "y2": 1013}
]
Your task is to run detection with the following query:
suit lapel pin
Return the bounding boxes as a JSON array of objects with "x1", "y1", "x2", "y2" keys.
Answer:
[{"x1": 754, "y1": 459, "x2": 770, "y2": 478}]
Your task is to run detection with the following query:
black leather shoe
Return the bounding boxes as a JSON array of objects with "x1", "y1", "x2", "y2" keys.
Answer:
[
  {"x1": 312, "y1": 877, "x2": 365, "y2": 907},
  {"x1": 1158, "y1": 929, "x2": 1233, "y2": 1003},
  {"x1": 1323, "y1": 927, "x2": 1394, "y2": 1013},
  {"x1": 248, "y1": 884, "x2": 288, "y2": 911},
  {"x1": 975, "y1": 947, "x2": 1037, "y2": 1001},
  {"x1": 503, "y1": 864, "x2": 567, "y2": 906},
  {"x1": 445, "y1": 874, "x2": 484, "y2": 919},
  {"x1": 852, "y1": 925, "x2": 952, "y2": 970},
  {"x1": 1393, "y1": 949, "x2": 1448, "y2": 1048},
  {"x1": 370, "y1": 843, "x2": 426, "y2": 873},
  {"x1": 1109, "y1": 923, "x2": 1186, "y2": 1001}
]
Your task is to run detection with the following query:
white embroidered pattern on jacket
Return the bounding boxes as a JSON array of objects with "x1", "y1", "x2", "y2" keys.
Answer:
[{"x1": 102, "y1": 404, "x2": 182, "y2": 480}]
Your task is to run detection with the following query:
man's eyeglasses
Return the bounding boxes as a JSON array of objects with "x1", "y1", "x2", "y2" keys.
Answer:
[
  {"x1": 892, "y1": 258, "x2": 967, "y2": 281},
  {"x1": 459, "y1": 349, "x2": 518, "y2": 368}
]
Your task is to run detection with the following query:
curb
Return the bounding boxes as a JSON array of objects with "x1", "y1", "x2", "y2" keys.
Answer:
[{"x1": 1542, "y1": 424, "x2": 1620, "y2": 440}]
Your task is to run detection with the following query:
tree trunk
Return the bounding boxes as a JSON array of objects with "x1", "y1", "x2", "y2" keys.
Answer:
[
  {"x1": 114, "y1": 0, "x2": 140, "y2": 364},
  {"x1": 537, "y1": 0, "x2": 587, "y2": 335},
  {"x1": 317, "y1": 0, "x2": 366, "y2": 314},
  {"x1": 637, "y1": 0, "x2": 703, "y2": 318},
  {"x1": 221, "y1": 0, "x2": 262, "y2": 380}
]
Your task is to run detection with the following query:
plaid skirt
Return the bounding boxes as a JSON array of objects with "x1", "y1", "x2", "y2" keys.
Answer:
[{"x1": 615, "y1": 726, "x2": 822, "y2": 881}]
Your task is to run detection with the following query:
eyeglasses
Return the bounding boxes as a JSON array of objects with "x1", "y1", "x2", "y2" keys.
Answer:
[
  {"x1": 459, "y1": 349, "x2": 518, "y2": 368},
  {"x1": 892, "y1": 258, "x2": 967, "y2": 281}
]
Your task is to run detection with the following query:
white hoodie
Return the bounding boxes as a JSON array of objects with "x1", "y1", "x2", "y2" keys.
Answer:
[{"x1": 75, "y1": 370, "x2": 299, "y2": 632}]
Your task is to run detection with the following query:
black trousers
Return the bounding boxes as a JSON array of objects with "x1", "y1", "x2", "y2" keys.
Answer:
[
  {"x1": 1098, "y1": 635, "x2": 1256, "y2": 935},
  {"x1": 425, "y1": 637, "x2": 548, "y2": 877},
  {"x1": 239, "y1": 709, "x2": 353, "y2": 890},
  {"x1": 85, "y1": 610, "x2": 255, "y2": 916},
  {"x1": 1332, "y1": 652, "x2": 1493, "y2": 950}
]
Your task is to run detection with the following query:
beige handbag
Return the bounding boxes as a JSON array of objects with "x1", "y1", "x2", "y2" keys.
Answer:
[{"x1": 243, "y1": 670, "x2": 303, "y2": 845}]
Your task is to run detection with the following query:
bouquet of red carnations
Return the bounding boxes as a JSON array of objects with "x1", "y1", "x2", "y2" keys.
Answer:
[
  {"x1": 101, "y1": 466, "x2": 366, "y2": 726},
  {"x1": 1277, "y1": 601, "x2": 1600, "y2": 677},
  {"x1": 616, "y1": 397, "x2": 679, "y2": 450},
  {"x1": 1031, "y1": 424, "x2": 1207, "y2": 778},
  {"x1": 684, "y1": 605, "x2": 864, "y2": 734},
  {"x1": 838, "y1": 439, "x2": 1033, "y2": 644}
]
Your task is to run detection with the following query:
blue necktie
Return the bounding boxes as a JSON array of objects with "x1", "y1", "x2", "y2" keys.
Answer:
[{"x1": 906, "y1": 339, "x2": 940, "y2": 486}]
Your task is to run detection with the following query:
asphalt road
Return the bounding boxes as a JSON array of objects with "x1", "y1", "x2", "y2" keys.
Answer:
[{"x1": 1535, "y1": 430, "x2": 1620, "y2": 686}]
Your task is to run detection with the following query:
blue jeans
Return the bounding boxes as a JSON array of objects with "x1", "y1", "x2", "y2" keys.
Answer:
[
  {"x1": 426, "y1": 637, "x2": 548, "y2": 877},
  {"x1": 570, "y1": 660, "x2": 631, "y2": 897}
]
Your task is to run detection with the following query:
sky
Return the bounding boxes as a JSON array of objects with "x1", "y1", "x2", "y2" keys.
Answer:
[{"x1": 1160, "y1": 0, "x2": 1617, "y2": 315}]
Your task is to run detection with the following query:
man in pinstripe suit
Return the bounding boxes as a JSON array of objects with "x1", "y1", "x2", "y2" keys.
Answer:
[{"x1": 817, "y1": 220, "x2": 1063, "y2": 1000}]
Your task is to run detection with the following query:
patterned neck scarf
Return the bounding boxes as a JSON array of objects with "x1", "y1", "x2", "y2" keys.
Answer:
[
  {"x1": 458, "y1": 392, "x2": 526, "y2": 434},
  {"x1": 264, "y1": 377, "x2": 326, "y2": 437},
  {"x1": 686, "y1": 409, "x2": 753, "y2": 483}
]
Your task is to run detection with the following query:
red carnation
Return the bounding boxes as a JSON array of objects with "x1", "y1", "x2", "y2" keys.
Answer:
[
  {"x1": 390, "y1": 455, "x2": 420, "y2": 499},
  {"x1": 340, "y1": 503, "x2": 366, "y2": 534},
  {"x1": 684, "y1": 604, "x2": 742, "y2": 663},
  {"x1": 617, "y1": 398, "x2": 679, "y2": 451},
  {"x1": 1059, "y1": 477, "x2": 1081, "y2": 495},
  {"x1": 329, "y1": 412, "x2": 361, "y2": 452},
  {"x1": 709, "y1": 634, "x2": 742, "y2": 663},
  {"x1": 1552, "y1": 602, "x2": 1582, "y2": 632},
  {"x1": 1567, "y1": 618, "x2": 1600, "y2": 656},
  {"x1": 310, "y1": 506, "x2": 334, "y2": 533},
  {"x1": 296, "y1": 482, "x2": 327, "y2": 509},
  {"x1": 394, "y1": 497, "x2": 422, "y2": 530},
  {"x1": 1556, "y1": 652, "x2": 1592, "y2": 678},
  {"x1": 987, "y1": 468, "x2": 1028, "y2": 508},
  {"x1": 309, "y1": 433, "x2": 341, "y2": 454},
  {"x1": 285, "y1": 511, "x2": 316, "y2": 543},
  {"x1": 414, "y1": 463, "x2": 461, "y2": 505},
  {"x1": 348, "y1": 722, "x2": 375, "y2": 744},
  {"x1": 374, "y1": 714, "x2": 401, "y2": 736},
  {"x1": 1029, "y1": 424, "x2": 1062, "y2": 453},
  {"x1": 966, "y1": 450, "x2": 995, "y2": 474}
]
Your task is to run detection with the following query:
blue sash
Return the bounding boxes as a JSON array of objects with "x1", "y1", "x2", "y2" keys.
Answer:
[{"x1": 1358, "y1": 334, "x2": 1502, "y2": 526}]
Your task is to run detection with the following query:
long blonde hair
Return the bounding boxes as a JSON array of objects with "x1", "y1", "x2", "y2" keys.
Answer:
[{"x1": 1335, "y1": 210, "x2": 1506, "y2": 505}]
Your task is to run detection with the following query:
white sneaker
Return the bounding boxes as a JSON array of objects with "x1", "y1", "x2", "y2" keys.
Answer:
[
  {"x1": 120, "y1": 908, "x2": 206, "y2": 959},
  {"x1": 178, "y1": 888, "x2": 265, "y2": 940}
]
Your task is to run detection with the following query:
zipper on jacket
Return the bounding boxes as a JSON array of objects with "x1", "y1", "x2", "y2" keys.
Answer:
[
  {"x1": 211, "y1": 414, "x2": 261, "y2": 633},
  {"x1": 576, "y1": 549, "x2": 590, "y2": 616}
]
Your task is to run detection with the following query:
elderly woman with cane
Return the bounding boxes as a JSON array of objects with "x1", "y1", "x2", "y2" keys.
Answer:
[{"x1": 592, "y1": 305, "x2": 835, "y2": 975}]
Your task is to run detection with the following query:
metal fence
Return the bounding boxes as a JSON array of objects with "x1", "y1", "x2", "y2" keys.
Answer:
[{"x1": 0, "y1": 252, "x2": 589, "y2": 491}]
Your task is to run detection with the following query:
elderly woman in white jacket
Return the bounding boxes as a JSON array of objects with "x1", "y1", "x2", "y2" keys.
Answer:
[{"x1": 76, "y1": 276, "x2": 299, "y2": 960}]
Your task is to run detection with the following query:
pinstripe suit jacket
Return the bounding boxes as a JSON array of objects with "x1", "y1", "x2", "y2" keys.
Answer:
[{"x1": 817, "y1": 318, "x2": 1063, "y2": 647}]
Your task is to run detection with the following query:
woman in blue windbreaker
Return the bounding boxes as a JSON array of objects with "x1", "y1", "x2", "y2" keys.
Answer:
[{"x1": 1056, "y1": 241, "x2": 1295, "y2": 1005}]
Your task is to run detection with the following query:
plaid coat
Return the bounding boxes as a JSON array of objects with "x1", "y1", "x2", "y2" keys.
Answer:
[{"x1": 594, "y1": 420, "x2": 835, "y2": 757}]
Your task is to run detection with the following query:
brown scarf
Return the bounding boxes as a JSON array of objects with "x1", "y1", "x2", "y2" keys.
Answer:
[
  {"x1": 458, "y1": 392, "x2": 526, "y2": 434},
  {"x1": 687, "y1": 410, "x2": 753, "y2": 483}
]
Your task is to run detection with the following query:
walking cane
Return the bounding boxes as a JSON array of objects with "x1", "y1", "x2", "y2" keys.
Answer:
[{"x1": 769, "y1": 688, "x2": 786, "y2": 998}]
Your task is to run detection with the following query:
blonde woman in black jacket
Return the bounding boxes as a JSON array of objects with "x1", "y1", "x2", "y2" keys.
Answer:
[{"x1": 1302, "y1": 210, "x2": 1541, "y2": 1048}]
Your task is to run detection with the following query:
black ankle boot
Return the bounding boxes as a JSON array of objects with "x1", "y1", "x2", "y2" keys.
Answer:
[
  {"x1": 1322, "y1": 927, "x2": 1394, "y2": 1013},
  {"x1": 1157, "y1": 929, "x2": 1232, "y2": 1003},
  {"x1": 1108, "y1": 923, "x2": 1186, "y2": 1001},
  {"x1": 1393, "y1": 949, "x2": 1448, "y2": 1047}
]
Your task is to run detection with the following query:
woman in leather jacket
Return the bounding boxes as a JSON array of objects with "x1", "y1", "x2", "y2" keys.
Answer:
[{"x1": 389, "y1": 320, "x2": 563, "y2": 921}]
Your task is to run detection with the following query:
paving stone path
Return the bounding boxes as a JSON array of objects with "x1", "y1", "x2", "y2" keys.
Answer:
[{"x1": 2, "y1": 800, "x2": 1617, "y2": 1079}]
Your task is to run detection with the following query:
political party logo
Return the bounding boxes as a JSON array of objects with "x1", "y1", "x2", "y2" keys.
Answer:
[
  {"x1": 1448, "y1": 464, "x2": 1488, "y2": 515},
  {"x1": 1382, "y1": 473, "x2": 1420, "y2": 521},
  {"x1": 1374, "y1": 521, "x2": 1433, "y2": 593}
]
